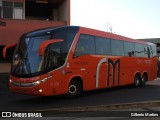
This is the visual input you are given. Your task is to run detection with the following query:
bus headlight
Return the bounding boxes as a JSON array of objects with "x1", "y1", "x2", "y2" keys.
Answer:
[
  {"x1": 9, "y1": 79, "x2": 12, "y2": 83},
  {"x1": 32, "y1": 78, "x2": 48, "y2": 86},
  {"x1": 10, "y1": 77, "x2": 50, "y2": 87}
]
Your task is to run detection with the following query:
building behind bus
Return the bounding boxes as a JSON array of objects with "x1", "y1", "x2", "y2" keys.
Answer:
[{"x1": 0, "y1": 0, "x2": 70, "y2": 63}]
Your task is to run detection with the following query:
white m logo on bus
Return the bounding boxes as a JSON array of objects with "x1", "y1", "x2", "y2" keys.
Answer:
[
  {"x1": 96, "y1": 58, "x2": 120, "y2": 88},
  {"x1": 96, "y1": 58, "x2": 107, "y2": 88}
]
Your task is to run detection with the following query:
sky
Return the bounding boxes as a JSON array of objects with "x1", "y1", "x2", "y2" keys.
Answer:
[{"x1": 71, "y1": 0, "x2": 160, "y2": 39}]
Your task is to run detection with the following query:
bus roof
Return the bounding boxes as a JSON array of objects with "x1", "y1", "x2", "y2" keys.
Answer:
[
  {"x1": 79, "y1": 26, "x2": 147, "y2": 44},
  {"x1": 24, "y1": 26, "x2": 79, "y2": 38},
  {"x1": 24, "y1": 26, "x2": 147, "y2": 45}
]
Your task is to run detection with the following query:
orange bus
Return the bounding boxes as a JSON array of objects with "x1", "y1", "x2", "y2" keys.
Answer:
[{"x1": 8, "y1": 26, "x2": 157, "y2": 97}]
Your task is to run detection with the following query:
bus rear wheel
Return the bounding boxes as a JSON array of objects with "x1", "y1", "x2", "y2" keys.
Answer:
[
  {"x1": 140, "y1": 74, "x2": 147, "y2": 87},
  {"x1": 134, "y1": 74, "x2": 141, "y2": 88},
  {"x1": 67, "y1": 80, "x2": 82, "y2": 98}
]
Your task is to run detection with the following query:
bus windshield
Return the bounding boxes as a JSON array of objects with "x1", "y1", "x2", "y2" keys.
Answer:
[
  {"x1": 11, "y1": 36, "x2": 50, "y2": 77},
  {"x1": 11, "y1": 27, "x2": 79, "y2": 77}
]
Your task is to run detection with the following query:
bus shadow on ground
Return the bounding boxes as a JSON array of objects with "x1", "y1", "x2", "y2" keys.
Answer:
[{"x1": 7, "y1": 84, "x2": 160, "y2": 111}]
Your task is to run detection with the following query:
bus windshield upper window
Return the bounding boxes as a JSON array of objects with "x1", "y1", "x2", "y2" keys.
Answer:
[{"x1": 29, "y1": 36, "x2": 50, "y2": 52}]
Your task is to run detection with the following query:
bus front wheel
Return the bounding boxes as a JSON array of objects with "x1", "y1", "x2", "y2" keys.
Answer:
[{"x1": 67, "y1": 80, "x2": 82, "y2": 97}]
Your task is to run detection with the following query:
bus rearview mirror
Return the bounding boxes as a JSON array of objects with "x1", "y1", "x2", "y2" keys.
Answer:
[
  {"x1": 39, "y1": 39, "x2": 64, "y2": 56},
  {"x1": 3, "y1": 43, "x2": 17, "y2": 58}
]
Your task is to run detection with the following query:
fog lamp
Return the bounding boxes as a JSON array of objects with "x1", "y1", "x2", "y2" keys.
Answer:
[{"x1": 39, "y1": 89, "x2": 43, "y2": 93}]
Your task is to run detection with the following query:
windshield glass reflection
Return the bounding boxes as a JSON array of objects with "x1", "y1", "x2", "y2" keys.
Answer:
[{"x1": 12, "y1": 36, "x2": 50, "y2": 76}]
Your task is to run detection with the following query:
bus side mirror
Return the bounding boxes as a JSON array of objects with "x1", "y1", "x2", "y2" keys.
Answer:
[
  {"x1": 3, "y1": 43, "x2": 17, "y2": 58},
  {"x1": 39, "y1": 39, "x2": 64, "y2": 56},
  {"x1": 128, "y1": 51, "x2": 134, "y2": 57}
]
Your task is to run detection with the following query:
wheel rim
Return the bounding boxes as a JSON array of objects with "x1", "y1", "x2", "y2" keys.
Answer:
[
  {"x1": 142, "y1": 76, "x2": 146, "y2": 83},
  {"x1": 135, "y1": 76, "x2": 140, "y2": 86},
  {"x1": 141, "y1": 75, "x2": 147, "y2": 85},
  {"x1": 69, "y1": 85, "x2": 77, "y2": 95}
]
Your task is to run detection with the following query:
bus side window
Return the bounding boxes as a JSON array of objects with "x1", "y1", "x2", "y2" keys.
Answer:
[
  {"x1": 135, "y1": 43, "x2": 146, "y2": 57},
  {"x1": 95, "y1": 37, "x2": 111, "y2": 55},
  {"x1": 74, "y1": 34, "x2": 95, "y2": 57},
  {"x1": 152, "y1": 45, "x2": 157, "y2": 57},
  {"x1": 124, "y1": 41, "x2": 135, "y2": 57},
  {"x1": 111, "y1": 40, "x2": 124, "y2": 56},
  {"x1": 46, "y1": 43, "x2": 64, "y2": 70}
]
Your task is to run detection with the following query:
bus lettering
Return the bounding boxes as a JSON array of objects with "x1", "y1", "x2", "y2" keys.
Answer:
[
  {"x1": 108, "y1": 59, "x2": 120, "y2": 86},
  {"x1": 96, "y1": 58, "x2": 120, "y2": 88}
]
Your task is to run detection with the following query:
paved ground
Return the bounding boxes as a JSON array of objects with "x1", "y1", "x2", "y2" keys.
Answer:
[
  {"x1": 1, "y1": 74, "x2": 160, "y2": 119},
  {"x1": 0, "y1": 74, "x2": 160, "y2": 112},
  {"x1": 0, "y1": 63, "x2": 10, "y2": 73}
]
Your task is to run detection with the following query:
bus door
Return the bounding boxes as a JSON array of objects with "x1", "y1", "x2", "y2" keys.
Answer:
[{"x1": 45, "y1": 44, "x2": 64, "y2": 95}]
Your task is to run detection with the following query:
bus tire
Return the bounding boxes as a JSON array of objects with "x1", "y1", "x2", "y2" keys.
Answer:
[
  {"x1": 140, "y1": 74, "x2": 147, "y2": 87},
  {"x1": 67, "y1": 80, "x2": 82, "y2": 98},
  {"x1": 134, "y1": 74, "x2": 141, "y2": 88}
]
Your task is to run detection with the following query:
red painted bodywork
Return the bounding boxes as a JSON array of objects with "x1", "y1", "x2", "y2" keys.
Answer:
[{"x1": 9, "y1": 27, "x2": 158, "y2": 96}]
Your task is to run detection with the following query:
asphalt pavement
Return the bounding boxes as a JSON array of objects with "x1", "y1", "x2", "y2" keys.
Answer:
[
  {"x1": 1, "y1": 74, "x2": 160, "y2": 119},
  {"x1": 0, "y1": 74, "x2": 160, "y2": 112}
]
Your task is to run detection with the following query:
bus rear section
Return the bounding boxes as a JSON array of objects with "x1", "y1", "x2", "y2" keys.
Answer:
[
  {"x1": 70, "y1": 30, "x2": 157, "y2": 91},
  {"x1": 8, "y1": 26, "x2": 157, "y2": 97}
]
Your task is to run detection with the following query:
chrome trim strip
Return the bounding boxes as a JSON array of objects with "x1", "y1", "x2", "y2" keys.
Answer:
[{"x1": 96, "y1": 58, "x2": 107, "y2": 88}]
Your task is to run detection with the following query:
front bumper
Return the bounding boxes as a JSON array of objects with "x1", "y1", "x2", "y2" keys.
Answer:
[{"x1": 9, "y1": 76, "x2": 57, "y2": 96}]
